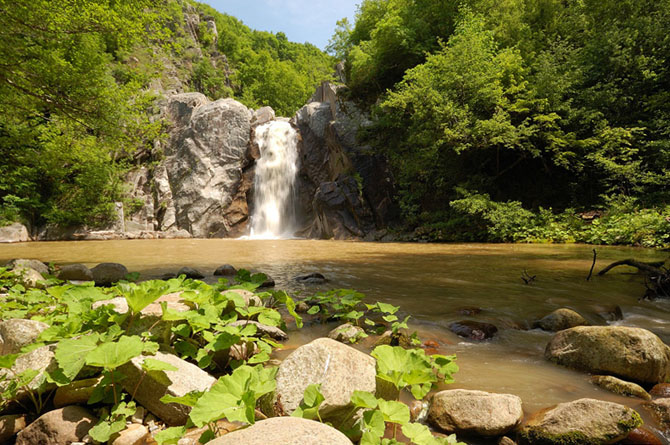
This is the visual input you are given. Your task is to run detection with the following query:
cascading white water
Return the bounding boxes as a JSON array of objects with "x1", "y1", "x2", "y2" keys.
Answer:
[{"x1": 248, "y1": 120, "x2": 299, "y2": 239}]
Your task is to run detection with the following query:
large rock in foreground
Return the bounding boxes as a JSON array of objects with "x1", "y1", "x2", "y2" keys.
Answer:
[
  {"x1": 275, "y1": 337, "x2": 376, "y2": 420},
  {"x1": 545, "y1": 326, "x2": 670, "y2": 384},
  {"x1": 428, "y1": 389, "x2": 523, "y2": 436},
  {"x1": 15, "y1": 406, "x2": 96, "y2": 445},
  {"x1": 120, "y1": 352, "x2": 216, "y2": 426},
  {"x1": 518, "y1": 398, "x2": 642, "y2": 444},
  {"x1": 208, "y1": 417, "x2": 352, "y2": 445}
]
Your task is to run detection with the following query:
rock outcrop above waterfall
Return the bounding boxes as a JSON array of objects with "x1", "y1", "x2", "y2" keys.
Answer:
[
  {"x1": 292, "y1": 82, "x2": 398, "y2": 240},
  {"x1": 37, "y1": 81, "x2": 398, "y2": 240}
]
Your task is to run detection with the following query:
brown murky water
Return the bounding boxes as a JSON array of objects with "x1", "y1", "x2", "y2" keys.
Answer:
[{"x1": 2, "y1": 240, "x2": 669, "y2": 441}]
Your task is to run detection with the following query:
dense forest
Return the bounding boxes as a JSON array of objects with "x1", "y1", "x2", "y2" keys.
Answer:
[
  {"x1": 0, "y1": 0, "x2": 333, "y2": 229},
  {"x1": 1, "y1": 0, "x2": 668, "y2": 247},
  {"x1": 331, "y1": 0, "x2": 670, "y2": 247}
]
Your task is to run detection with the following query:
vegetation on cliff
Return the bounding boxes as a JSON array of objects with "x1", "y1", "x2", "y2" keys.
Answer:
[
  {"x1": 0, "y1": 0, "x2": 333, "y2": 229},
  {"x1": 332, "y1": 0, "x2": 670, "y2": 246}
]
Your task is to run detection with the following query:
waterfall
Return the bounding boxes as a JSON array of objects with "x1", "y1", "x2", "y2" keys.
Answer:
[{"x1": 248, "y1": 120, "x2": 299, "y2": 239}]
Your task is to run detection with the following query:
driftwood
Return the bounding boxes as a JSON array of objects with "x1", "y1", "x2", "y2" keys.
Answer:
[
  {"x1": 598, "y1": 258, "x2": 669, "y2": 299},
  {"x1": 597, "y1": 259, "x2": 665, "y2": 276}
]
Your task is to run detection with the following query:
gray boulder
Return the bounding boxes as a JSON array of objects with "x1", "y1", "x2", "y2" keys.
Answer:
[
  {"x1": 0, "y1": 319, "x2": 49, "y2": 355},
  {"x1": 120, "y1": 352, "x2": 216, "y2": 426},
  {"x1": 15, "y1": 406, "x2": 96, "y2": 445},
  {"x1": 163, "y1": 95, "x2": 253, "y2": 238},
  {"x1": 535, "y1": 308, "x2": 588, "y2": 332},
  {"x1": 5, "y1": 259, "x2": 49, "y2": 275},
  {"x1": 518, "y1": 398, "x2": 642, "y2": 444},
  {"x1": 0, "y1": 345, "x2": 57, "y2": 396},
  {"x1": 275, "y1": 338, "x2": 376, "y2": 421},
  {"x1": 57, "y1": 264, "x2": 93, "y2": 281},
  {"x1": 427, "y1": 389, "x2": 523, "y2": 436},
  {"x1": 208, "y1": 417, "x2": 352, "y2": 445},
  {"x1": 91, "y1": 262, "x2": 128, "y2": 286},
  {"x1": 14, "y1": 267, "x2": 45, "y2": 289},
  {"x1": 0, "y1": 223, "x2": 29, "y2": 243},
  {"x1": 545, "y1": 326, "x2": 670, "y2": 384}
]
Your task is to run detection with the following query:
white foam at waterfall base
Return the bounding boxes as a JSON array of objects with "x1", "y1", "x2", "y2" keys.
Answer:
[{"x1": 247, "y1": 120, "x2": 299, "y2": 239}]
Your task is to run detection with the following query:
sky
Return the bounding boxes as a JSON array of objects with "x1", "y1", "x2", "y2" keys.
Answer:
[{"x1": 201, "y1": 0, "x2": 360, "y2": 50}]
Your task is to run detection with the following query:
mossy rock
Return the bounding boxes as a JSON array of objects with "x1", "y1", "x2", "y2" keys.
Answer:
[{"x1": 517, "y1": 398, "x2": 642, "y2": 445}]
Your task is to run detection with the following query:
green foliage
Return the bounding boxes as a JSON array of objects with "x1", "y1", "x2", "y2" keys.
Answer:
[
  {"x1": 338, "y1": 0, "x2": 670, "y2": 243},
  {"x1": 0, "y1": 0, "x2": 334, "y2": 229},
  {"x1": 291, "y1": 383, "x2": 325, "y2": 421},
  {"x1": 188, "y1": 365, "x2": 277, "y2": 426},
  {"x1": 372, "y1": 346, "x2": 458, "y2": 399}
]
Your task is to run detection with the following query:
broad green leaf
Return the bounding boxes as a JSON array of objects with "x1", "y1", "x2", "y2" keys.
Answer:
[
  {"x1": 117, "y1": 280, "x2": 169, "y2": 314},
  {"x1": 154, "y1": 426, "x2": 187, "y2": 445},
  {"x1": 377, "y1": 400, "x2": 410, "y2": 425},
  {"x1": 189, "y1": 365, "x2": 277, "y2": 427},
  {"x1": 307, "y1": 305, "x2": 320, "y2": 315},
  {"x1": 160, "y1": 391, "x2": 203, "y2": 407},
  {"x1": 351, "y1": 390, "x2": 378, "y2": 409},
  {"x1": 0, "y1": 354, "x2": 18, "y2": 369},
  {"x1": 142, "y1": 358, "x2": 178, "y2": 372},
  {"x1": 402, "y1": 423, "x2": 465, "y2": 445},
  {"x1": 55, "y1": 333, "x2": 100, "y2": 381},
  {"x1": 85, "y1": 335, "x2": 144, "y2": 369},
  {"x1": 291, "y1": 383, "x2": 325, "y2": 420}
]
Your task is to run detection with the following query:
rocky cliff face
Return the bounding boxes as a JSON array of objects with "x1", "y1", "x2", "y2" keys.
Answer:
[
  {"x1": 41, "y1": 82, "x2": 396, "y2": 241},
  {"x1": 292, "y1": 82, "x2": 397, "y2": 239},
  {"x1": 125, "y1": 93, "x2": 256, "y2": 239}
]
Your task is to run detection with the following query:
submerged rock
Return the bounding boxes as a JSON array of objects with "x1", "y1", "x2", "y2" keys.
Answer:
[
  {"x1": 120, "y1": 352, "x2": 216, "y2": 426},
  {"x1": 275, "y1": 338, "x2": 376, "y2": 421},
  {"x1": 208, "y1": 417, "x2": 352, "y2": 445},
  {"x1": 0, "y1": 319, "x2": 49, "y2": 355},
  {"x1": 518, "y1": 398, "x2": 642, "y2": 445},
  {"x1": 535, "y1": 308, "x2": 588, "y2": 332},
  {"x1": 590, "y1": 375, "x2": 651, "y2": 400},
  {"x1": 428, "y1": 389, "x2": 523, "y2": 437},
  {"x1": 294, "y1": 272, "x2": 328, "y2": 284},
  {"x1": 57, "y1": 264, "x2": 93, "y2": 281},
  {"x1": 91, "y1": 262, "x2": 128, "y2": 286},
  {"x1": 650, "y1": 383, "x2": 670, "y2": 398},
  {"x1": 449, "y1": 320, "x2": 498, "y2": 340},
  {"x1": 619, "y1": 427, "x2": 663, "y2": 445},
  {"x1": 177, "y1": 266, "x2": 205, "y2": 279},
  {"x1": 214, "y1": 264, "x2": 237, "y2": 276},
  {"x1": 328, "y1": 323, "x2": 366, "y2": 344},
  {"x1": 545, "y1": 326, "x2": 670, "y2": 384},
  {"x1": 15, "y1": 406, "x2": 96, "y2": 445},
  {"x1": 642, "y1": 398, "x2": 670, "y2": 435}
]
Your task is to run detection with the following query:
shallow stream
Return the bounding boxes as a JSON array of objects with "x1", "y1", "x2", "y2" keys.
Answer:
[{"x1": 2, "y1": 240, "x2": 668, "y2": 442}]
